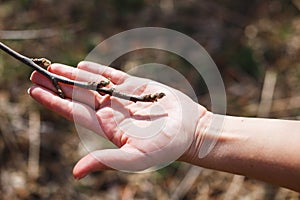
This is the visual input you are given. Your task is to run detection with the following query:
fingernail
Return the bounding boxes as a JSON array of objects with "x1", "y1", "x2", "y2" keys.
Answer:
[{"x1": 74, "y1": 173, "x2": 85, "y2": 180}]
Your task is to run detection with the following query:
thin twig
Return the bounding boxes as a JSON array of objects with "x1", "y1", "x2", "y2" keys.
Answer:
[
  {"x1": 28, "y1": 111, "x2": 41, "y2": 181},
  {"x1": 223, "y1": 175, "x2": 245, "y2": 200},
  {"x1": 257, "y1": 69, "x2": 277, "y2": 117},
  {"x1": 170, "y1": 165, "x2": 202, "y2": 200},
  {"x1": 0, "y1": 42, "x2": 165, "y2": 102},
  {"x1": 0, "y1": 29, "x2": 59, "y2": 40}
]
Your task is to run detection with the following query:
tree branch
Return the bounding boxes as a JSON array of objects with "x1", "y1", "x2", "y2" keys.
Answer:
[{"x1": 0, "y1": 42, "x2": 165, "y2": 102}]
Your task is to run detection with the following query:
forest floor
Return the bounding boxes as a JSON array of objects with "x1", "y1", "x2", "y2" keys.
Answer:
[{"x1": 0, "y1": 1, "x2": 300, "y2": 199}]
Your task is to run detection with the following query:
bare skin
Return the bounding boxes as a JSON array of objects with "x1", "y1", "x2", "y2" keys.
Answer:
[
  {"x1": 29, "y1": 62, "x2": 300, "y2": 192},
  {"x1": 180, "y1": 112, "x2": 300, "y2": 192}
]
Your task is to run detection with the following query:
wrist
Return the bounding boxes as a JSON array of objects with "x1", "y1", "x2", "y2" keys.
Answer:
[
  {"x1": 179, "y1": 110, "x2": 214, "y2": 163},
  {"x1": 179, "y1": 111, "x2": 228, "y2": 165}
]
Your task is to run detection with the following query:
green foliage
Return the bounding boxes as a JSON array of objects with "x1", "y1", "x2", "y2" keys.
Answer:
[
  {"x1": 156, "y1": 162, "x2": 182, "y2": 177},
  {"x1": 0, "y1": 59, "x2": 31, "y2": 87},
  {"x1": 20, "y1": 0, "x2": 33, "y2": 9},
  {"x1": 111, "y1": 0, "x2": 145, "y2": 14},
  {"x1": 230, "y1": 45, "x2": 262, "y2": 79}
]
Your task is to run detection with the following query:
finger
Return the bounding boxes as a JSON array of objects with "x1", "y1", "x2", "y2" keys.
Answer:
[
  {"x1": 73, "y1": 146, "x2": 151, "y2": 179},
  {"x1": 30, "y1": 70, "x2": 57, "y2": 91},
  {"x1": 30, "y1": 71, "x2": 105, "y2": 109},
  {"x1": 28, "y1": 85, "x2": 73, "y2": 120},
  {"x1": 73, "y1": 151, "x2": 113, "y2": 179},
  {"x1": 49, "y1": 63, "x2": 112, "y2": 85},
  {"x1": 28, "y1": 85, "x2": 105, "y2": 135},
  {"x1": 77, "y1": 61, "x2": 129, "y2": 85}
]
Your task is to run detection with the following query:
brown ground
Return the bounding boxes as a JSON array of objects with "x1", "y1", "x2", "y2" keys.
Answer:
[{"x1": 0, "y1": 1, "x2": 300, "y2": 199}]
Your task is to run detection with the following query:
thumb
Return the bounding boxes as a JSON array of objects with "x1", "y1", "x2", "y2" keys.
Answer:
[
  {"x1": 73, "y1": 150, "x2": 112, "y2": 179},
  {"x1": 73, "y1": 145, "x2": 163, "y2": 179}
]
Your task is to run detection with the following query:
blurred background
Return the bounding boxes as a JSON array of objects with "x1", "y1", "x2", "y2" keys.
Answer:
[{"x1": 0, "y1": 0, "x2": 300, "y2": 199}]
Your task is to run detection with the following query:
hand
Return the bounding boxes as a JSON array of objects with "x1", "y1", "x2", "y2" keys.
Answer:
[{"x1": 29, "y1": 61, "x2": 206, "y2": 179}]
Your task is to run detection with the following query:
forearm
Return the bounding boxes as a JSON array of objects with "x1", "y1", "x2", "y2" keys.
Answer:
[{"x1": 181, "y1": 112, "x2": 300, "y2": 192}]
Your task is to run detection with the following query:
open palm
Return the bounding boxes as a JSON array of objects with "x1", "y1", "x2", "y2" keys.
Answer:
[{"x1": 29, "y1": 61, "x2": 205, "y2": 179}]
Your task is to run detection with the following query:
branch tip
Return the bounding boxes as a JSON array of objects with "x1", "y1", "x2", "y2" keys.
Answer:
[{"x1": 0, "y1": 42, "x2": 165, "y2": 103}]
